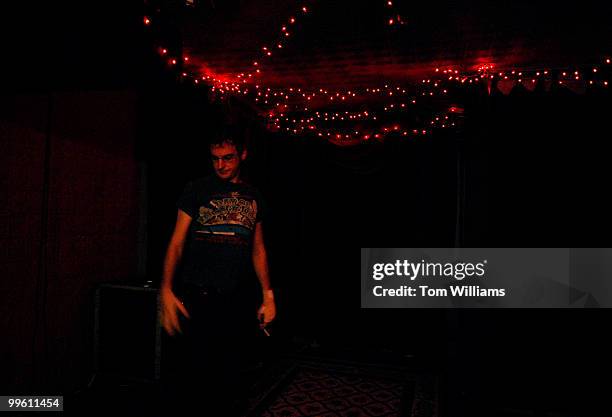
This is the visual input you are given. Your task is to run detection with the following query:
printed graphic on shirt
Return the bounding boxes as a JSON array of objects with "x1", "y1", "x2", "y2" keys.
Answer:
[{"x1": 195, "y1": 192, "x2": 258, "y2": 242}]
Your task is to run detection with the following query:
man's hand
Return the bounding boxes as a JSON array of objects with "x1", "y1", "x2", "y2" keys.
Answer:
[
  {"x1": 160, "y1": 287, "x2": 190, "y2": 336},
  {"x1": 257, "y1": 290, "x2": 276, "y2": 328}
]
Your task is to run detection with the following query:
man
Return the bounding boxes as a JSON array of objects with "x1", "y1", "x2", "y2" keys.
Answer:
[{"x1": 159, "y1": 133, "x2": 276, "y2": 415}]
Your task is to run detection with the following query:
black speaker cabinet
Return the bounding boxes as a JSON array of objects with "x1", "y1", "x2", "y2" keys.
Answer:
[{"x1": 94, "y1": 283, "x2": 161, "y2": 382}]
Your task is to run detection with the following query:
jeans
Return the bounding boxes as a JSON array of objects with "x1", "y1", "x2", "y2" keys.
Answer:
[{"x1": 161, "y1": 283, "x2": 258, "y2": 416}]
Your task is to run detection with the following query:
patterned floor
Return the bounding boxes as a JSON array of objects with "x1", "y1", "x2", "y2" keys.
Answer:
[{"x1": 241, "y1": 358, "x2": 437, "y2": 417}]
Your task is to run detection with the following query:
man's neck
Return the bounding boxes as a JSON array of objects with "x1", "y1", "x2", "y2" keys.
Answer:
[
  {"x1": 217, "y1": 174, "x2": 242, "y2": 184},
  {"x1": 230, "y1": 169, "x2": 242, "y2": 183}
]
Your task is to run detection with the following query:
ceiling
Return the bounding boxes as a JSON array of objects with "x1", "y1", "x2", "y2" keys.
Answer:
[{"x1": 174, "y1": 0, "x2": 612, "y2": 90}]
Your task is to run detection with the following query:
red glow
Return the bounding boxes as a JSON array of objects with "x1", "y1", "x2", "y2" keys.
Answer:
[
  {"x1": 172, "y1": 44, "x2": 606, "y2": 145},
  {"x1": 290, "y1": 17, "x2": 296, "y2": 23},
  {"x1": 144, "y1": 17, "x2": 150, "y2": 25}
]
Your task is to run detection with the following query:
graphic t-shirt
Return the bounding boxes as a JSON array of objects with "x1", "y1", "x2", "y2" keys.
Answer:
[{"x1": 176, "y1": 175, "x2": 266, "y2": 292}]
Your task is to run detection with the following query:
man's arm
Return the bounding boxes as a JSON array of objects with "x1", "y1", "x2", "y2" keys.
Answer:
[
  {"x1": 160, "y1": 209, "x2": 192, "y2": 335},
  {"x1": 252, "y1": 222, "x2": 276, "y2": 327},
  {"x1": 161, "y1": 209, "x2": 191, "y2": 290}
]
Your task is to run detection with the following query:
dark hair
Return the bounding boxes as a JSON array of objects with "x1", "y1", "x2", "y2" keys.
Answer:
[{"x1": 209, "y1": 125, "x2": 245, "y2": 154}]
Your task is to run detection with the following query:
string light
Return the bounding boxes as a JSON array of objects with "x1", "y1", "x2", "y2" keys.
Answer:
[
  {"x1": 249, "y1": 60, "x2": 609, "y2": 142},
  {"x1": 385, "y1": 0, "x2": 406, "y2": 26},
  {"x1": 144, "y1": 7, "x2": 610, "y2": 145}
]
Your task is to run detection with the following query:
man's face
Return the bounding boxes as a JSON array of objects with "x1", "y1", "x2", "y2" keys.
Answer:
[{"x1": 210, "y1": 142, "x2": 246, "y2": 182}]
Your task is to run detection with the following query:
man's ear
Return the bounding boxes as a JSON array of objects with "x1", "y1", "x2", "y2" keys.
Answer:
[{"x1": 240, "y1": 149, "x2": 248, "y2": 161}]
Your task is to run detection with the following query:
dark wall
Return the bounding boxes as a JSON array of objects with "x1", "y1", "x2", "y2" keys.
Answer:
[{"x1": 0, "y1": 91, "x2": 141, "y2": 393}]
